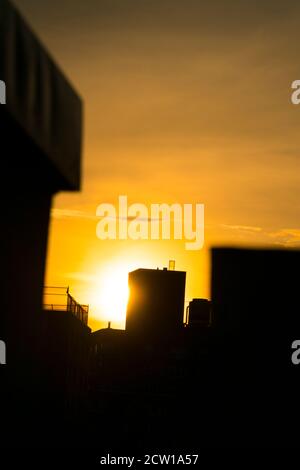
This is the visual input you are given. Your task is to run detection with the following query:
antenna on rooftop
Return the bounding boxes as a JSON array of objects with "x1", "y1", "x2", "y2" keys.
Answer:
[{"x1": 169, "y1": 260, "x2": 175, "y2": 271}]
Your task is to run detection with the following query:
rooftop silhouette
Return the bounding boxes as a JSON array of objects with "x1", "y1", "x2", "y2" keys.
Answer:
[
  {"x1": 1, "y1": 0, "x2": 300, "y2": 452},
  {"x1": 126, "y1": 267, "x2": 186, "y2": 338}
]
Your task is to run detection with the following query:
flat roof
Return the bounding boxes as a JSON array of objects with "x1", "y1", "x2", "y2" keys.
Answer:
[{"x1": 0, "y1": 0, "x2": 82, "y2": 190}]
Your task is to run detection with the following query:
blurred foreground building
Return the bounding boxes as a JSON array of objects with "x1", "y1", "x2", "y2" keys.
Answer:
[{"x1": 0, "y1": 0, "x2": 82, "y2": 446}]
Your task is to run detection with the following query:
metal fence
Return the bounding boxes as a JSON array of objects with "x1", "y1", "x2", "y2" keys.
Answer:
[{"x1": 44, "y1": 286, "x2": 89, "y2": 325}]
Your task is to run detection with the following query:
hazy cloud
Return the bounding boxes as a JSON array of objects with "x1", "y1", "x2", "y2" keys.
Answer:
[
  {"x1": 51, "y1": 208, "x2": 98, "y2": 220},
  {"x1": 220, "y1": 224, "x2": 263, "y2": 233},
  {"x1": 268, "y1": 228, "x2": 300, "y2": 246}
]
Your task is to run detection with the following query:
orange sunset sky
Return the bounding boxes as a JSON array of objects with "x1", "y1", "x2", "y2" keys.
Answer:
[{"x1": 14, "y1": 0, "x2": 300, "y2": 330}]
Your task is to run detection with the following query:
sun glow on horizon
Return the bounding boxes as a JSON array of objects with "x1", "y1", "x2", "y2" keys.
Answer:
[
  {"x1": 87, "y1": 264, "x2": 129, "y2": 329},
  {"x1": 99, "y1": 265, "x2": 129, "y2": 326},
  {"x1": 46, "y1": 234, "x2": 195, "y2": 332},
  {"x1": 85, "y1": 253, "x2": 156, "y2": 330}
]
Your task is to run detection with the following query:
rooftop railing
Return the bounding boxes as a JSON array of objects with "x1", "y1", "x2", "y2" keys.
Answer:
[{"x1": 43, "y1": 286, "x2": 89, "y2": 325}]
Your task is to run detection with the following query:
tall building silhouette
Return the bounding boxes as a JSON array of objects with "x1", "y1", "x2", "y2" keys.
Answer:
[
  {"x1": 0, "y1": 0, "x2": 82, "y2": 447},
  {"x1": 126, "y1": 267, "x2": 186, "y2": 338}
]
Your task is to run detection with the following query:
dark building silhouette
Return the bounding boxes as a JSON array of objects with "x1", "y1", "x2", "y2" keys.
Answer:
[
  {"x1": 126, "y1": 267, "x2": 186, "y2": 339},
  {"x1": 88, "y1": 267, "x2": 199, "y2": 451},
  {"x1": 210, "y1": 247, "x2": 300, "y2": 447},
  {"x1": 0, "y1": 0, "x2": 82, "y2": 348},
  {"x1": 90, "y1": 328, "x2": 127, "y2": 416},
  {"x1": 40, "y1": 310, "x2": 91, "y2": 421},
  {"x1": 2, "y1": 0, "x2": 300, "y2": 451},
  {"x1": 0, "y1": 0, "x2": 82, "y2": 447},
  {"x1": 41, "y1": 287, "x2": 90, "y2": 409},
  {"x1": 90, "y1": 323, "x2": 191, "y2": 451},
  {"x1": 211, "y1": 247, "x2": 300, "y2": 345},
  {"x1": 89, "y1": 248, "x2": 300, "y2": 449},
  {"x1": 186, "y1": 298, "x2": 212, "y2": 327}
]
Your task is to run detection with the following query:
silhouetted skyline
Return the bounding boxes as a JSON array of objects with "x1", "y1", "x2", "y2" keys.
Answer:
[
  {"x1": 10, "y1": 0, "x2": 300, "y2": 331},
  {"x1": 2, "y1": 0, "x2": 300, "y2": 452}
]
